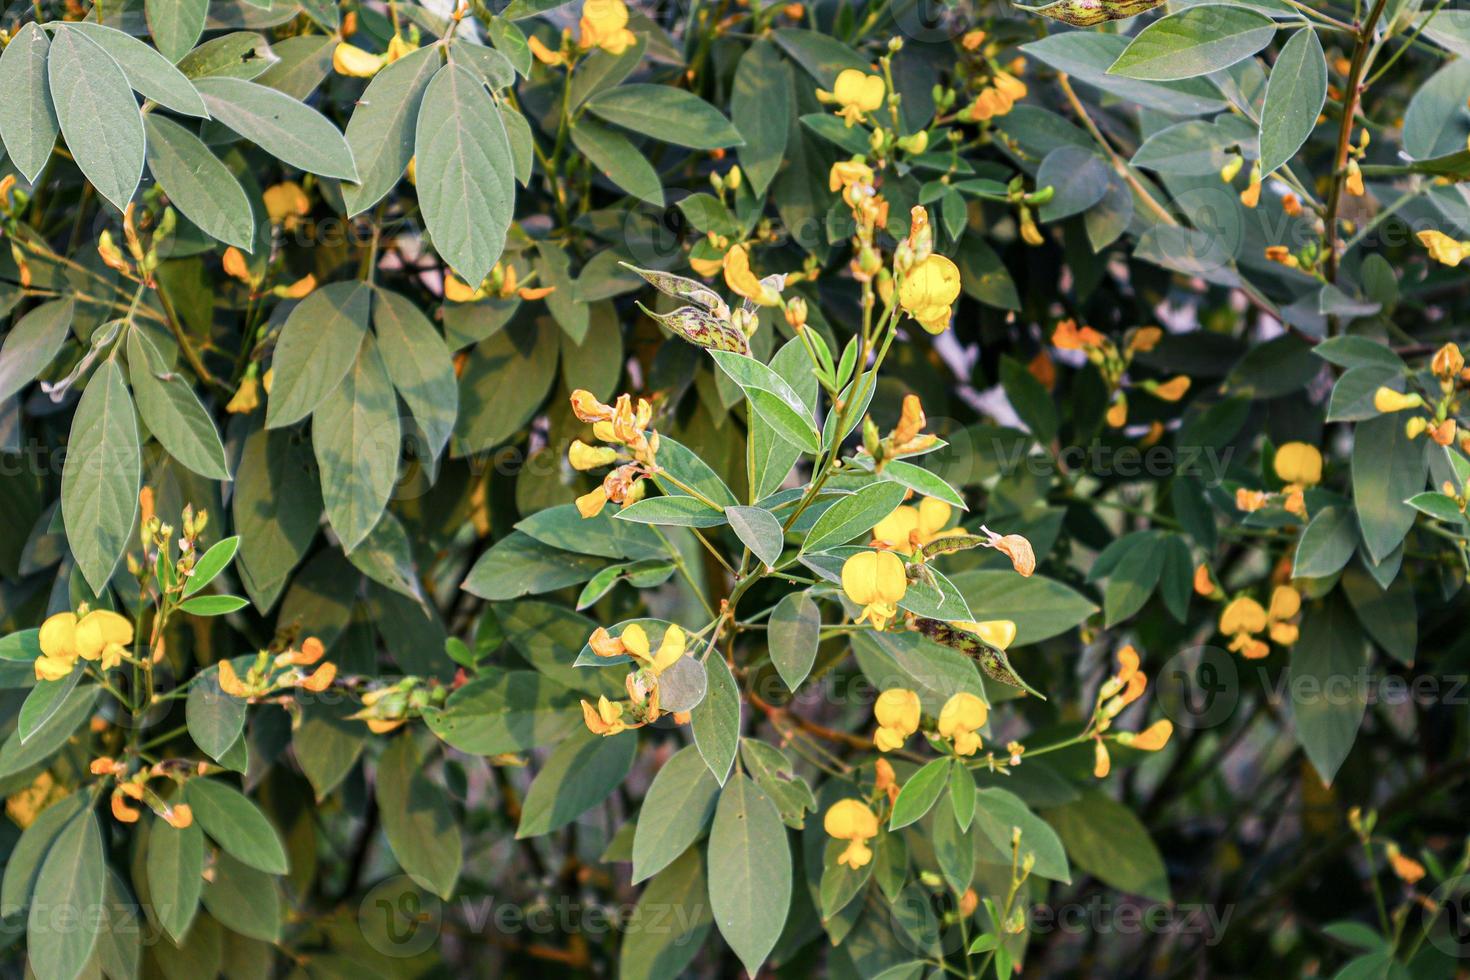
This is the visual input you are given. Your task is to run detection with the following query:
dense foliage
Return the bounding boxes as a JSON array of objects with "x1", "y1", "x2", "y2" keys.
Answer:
[{"x1": 1, "y1": 0, "x2": 1469, "y2": 976}]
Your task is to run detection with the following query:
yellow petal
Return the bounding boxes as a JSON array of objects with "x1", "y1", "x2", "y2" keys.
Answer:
[
  {"x1": 1273, "y1": 442, "x2": 1322, "y2": 486},
  {"x1": 873, "y1": 688, "x2": 921, "y2": 735},
  {"x1": 333, "y1": 42, "x2": 384, "y2": 78},
  {"x1": 38, "y1": 612, "x2": 79, "y2": 660}
]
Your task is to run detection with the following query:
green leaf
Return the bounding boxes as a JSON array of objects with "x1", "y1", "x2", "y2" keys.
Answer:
[
  {"x1": 127, "y1": 326, "x2": 229, "y2": 479},
  {"x1": 740, "y1": 739, "x2": 815, "y2": 829},
  {"x1": 517, "y1": 728, "x2": 638, "y2": 837},
  {"x1": 750, "y1": 338, "x2": 819, "y2": 500},
  {"x1": 0, "y1": 792, "x2": 86, "y2": 913},
  {"x1": 1341, "y1": 564, "x2": 1416, "y2": 665},
  {"x1": 200, "y1": 850, "x2": 281, "y2": 942},
  {"x1": 0, "y1": 23, "x2": 59, "y2": 184},
  {"x1": 184, "y1": 536, "x2": 239, "y2": 597},
  {"x1": 1290, "y1": 597, "x2": 1368, "y2": 784},
  {"x1": 0, "y1": 298, "x2": 74, "y2": 403},
  {"x1": 1328, "y1": 366, "x2": 1402, "y2": 422},
  {"x1": 972, "y1": 787, "x2": 1070, "y2": 883},
  {"x1": 372, "y1": 286, "x2": 457, "y2": 463},
  {"x1": 1035, "y1": 146, "x2": 1110, "y2": 223},
  {"x1": 1406, "y1": 491, "x2": 1466, "y2": 523},
  {"x1": 18, "y1": 669, "x2": 81, "y2": 742},
  {"x1": 193, "y1": 77, "x2": 357, "y2": 179},
  {"x1": 376, "y1": 735, "x2": 462, "y2": 899},
  {"x1": 1294, "y1": 505, "x2": 1358, "y2": 579},
  {"x1": 185, "y1": 779, "x2": 289, "y2": 875},
  {"x1": 1104, "y1": 532, "x2": 1164, "y2": 626},
  {"x1": 340, "y1": 46, "x2": 438, "y2": 216},
  {"x1": 632, "y1": 744, "x2": 721, "y2": 883},
  {"x1": 1107, "y1": 4, "x2": 1277, "y2": 81},
  {"x1": 48, "y1": 26, "x2": 146, "y2": 211},
  {"x1": 64, "y1": 22, "x2": 208, "y2": 117},
  {"x1": 450, "y1": 37, "x2": 516, "y2": 90},
  {"x1": 620, "y1": 848, "x2": 714, "y2": 979},
  {"x1": 255, "y1": 34, "x2": 335, "y2": 99},
  {"x1": 147, "y1": 818, "x2": 205, "y2": 944},
  {"x1": 265, "y1": 280, "x2": 371, "y2": 428},
  {"x1": 1313, "y1": 336, "x2": 1406, "y2": 371},
  {"x1": 890, "y1": 757, "x2": 951, "y2": 830},
  {"x1": 27, "y1": 809, "x2": 106, "y2": 980},
  {"x1": 731, "y1": 40, "x2": 791, "y2": 197},
  {"x1": 515, "y1": 503, "x2": 665, "y2": 560},
  {"x1": 1352, "y1": 414, "x2": 1427, "y2": 562},
  {"x1": 819, "y1": 837, "x2": 873, "y2": 918},
  {"x1": 707, "y1": 775, "x2": 791, "y2": 977},
  {"x1": 616, "y1": 494, "x2": 727, "y2": 528},
  {"x1": 232, "y1": 428, "x2": 321, "y2": 611},
  {"x1": 726, "y1": 504, "x2": 785, "y2": 566},
  {"x1": 177, "y1": 32, "x2": 275, "y2": 82},
  {"x1": 769, "y1": 590, "x2": 820, "y2": 691},
  {"x1": 949, "y1": 760, "x2": 976, "y2": 831},
  {"x1": 62, "y1": 360, "x2": 140, "y2": 593},
  {"x1": 415, "y1": 63, "x2": 514, "y2": 285},
  {"x1": 186, "y1": 664, "x2": 247, "y2": 763},
  {"x1": 1022, "y1": 32, "x2": 1228, "y2": 115},
  {"x1": 146, "y1": 0, "x2": 208, "y2": 62},
  {"x1": 803, "y1": 482, "x2": 909, "y2": 554},
  {"x1": 292, "y1": 698, "x2": 366, "y2": 799},
  {"x1": 144, "y1": 114, "x2": 254, "y2": 250},
  {"x1": 1044, "y1": 788, "x2": 1168, "y2": 900},
  {"x1": 571, "y1": 117, "x2": 664, "y2": 207},
  {"x1": 692, "y1": 654, "x2": 741, "y2": 784},
  {"x1": 586, "y1": 84, "x2": 743, "y2": 150},
  {"x1": 313, "y1": 334, "x2": 400, "y2": 552},
  {"x1": 1258, "y1": 28, "x2": 1327, "y2": 175},
  {"x1": 0, "y1": 685, "x2": 100, "y2": 778},
  {"x1": 453, "y1": 321, "x2": 559, "y2": 454},
  {"x1": 880, "y1": 460, "x2": 966, "y2": 509}
]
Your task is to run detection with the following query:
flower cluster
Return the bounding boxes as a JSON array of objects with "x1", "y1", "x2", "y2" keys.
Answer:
[
  {"x1": 1197, "y1": 571, "x2": 1302, "y2": 659},
  {"x1": 1235, "y1": 441, "x2": 1324, "y2": 519},
  {"x1": 1091, "y1": 646, "x2": 1173, "y2": 777},
  {"x1": 216, "y1": 636, "x2": 337, "y2": 699},
  {"x1": 568, "y1": 390, "x2": 662, "y2": 518},
  {"x1": 529, "y1": 0, "x2": 637, "y2": 63},
  {"x1": 1373, "y1": 343, "x2": 1466, "y2": 449},
  {"x1": 581, "y1": 623, "x2": 689, "y2": 736},
  {"x1": 444, "y1": 260, "x2": 555, "y2": 304},
  {"x1": 90, "y1": 757, "x2": 195, "y2": 828},
  {"x1": 892, "y1": 209, "x2": 961, "y2": 335},
  {"x1": 1050, "y1": 321, "x2": 1189, "y2": 431},
  {"x1": 35, "y1": 607, "x2": 134, "y2": 680},
  {"x1": 870, "y1": 495, "x2": 965, "y2": 555}
]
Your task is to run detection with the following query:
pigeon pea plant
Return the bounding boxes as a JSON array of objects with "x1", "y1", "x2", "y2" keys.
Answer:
[{"x1": 0, "y1": 0, "x2": 1469, "y2": 975}]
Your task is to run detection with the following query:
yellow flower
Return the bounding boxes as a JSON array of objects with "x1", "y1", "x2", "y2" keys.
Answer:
[
  {"x1": 37, "y1": 609, "x2": 132, "y2": 679},
  {"x1": 581, "y1": 696, "x2": 628, "y2": 736},
  {"x1": 226, "y1": 376, "x2": 260, "y2": 414},
  {"x1": 576, "y1": 487, "x2": 609, "y2": 518},
  {"x1": 569, "y1": 439, "x2": 619, "y2": 471},
  {"x1": 937, "y1": 692, "x2": 987, "y2": 756},
  {"x1": 1266, "y1": 585, "x2": 1301, "y2": 645},
  {"x1": 871, "y1": 497, "x2": 962, "y2": 554},
  {"x1": 897, "y1": 254, "x2": 961, "y2": 334},
  {"x1": 829, "y1": 158, "x2": 875, "y2": 194},
  {"x1": 1373, "y1": 387, "x2": 1422, "y2": 413},
  {"x1": 841, "y1": 551, "x2": 907, "y2": 631},
  {"x1": 334, "y1": 42, "x2": 384, "y2": 77},
  {"x1": 579, "y1": 0, "x2": 637, "y2": 55},
  {"x1": 1093, "y1": 740, "x2": 1111, "y2": 778},
  {"x1": 263, "y1": 181, "x2": 310, "y2": 227},
  {"x1": 272, "y1": 273, "x2": 316, "y2": 299},
  {"x1": 620, "y1": 623, "x2": 686, "y2": 674},
  {"x1": 817, "y1": 69, "x2": 885, "y2": 126},
  {"x1": 1419, "y1": 230, "x2": 1467, "y2": 266},
  {"x1": 528, "y1": 35, "x2": 567, "y2": 66},
  {"x1": 222, "y1": 246, "x2": 255, "y2": 286},
  {"x1": 385, "y1": 34, "x2": 418, "y2": 63},
  {"x1": 1125, "y1": 719, "x2": 1174, "y2": 752},
  {"x1": 1106, "y1": 395, "x2": 1128, "y2": 429},
  {"x1": 954, "y1": 619, "x2": 1016, "y2": 650},
  {"x1": 873, "y1": 688, "x2": 920, "y2": 752},
  {"x1": 1432, "y1": 343, "x2": 1464, "y2": 380},
  {"x1": 823, "y1": 799, "x2": 879, "y2": 868},
  {"x1": 1274, "y1": 442, "x2": 1322, "y2": 486},
  {"x1": 722, "y1": 244, "x2": 781, "y2": 307},
  {"x1": 1235, "y1": 488, "x2": 1267, "y2": 512},
  {"x1": 1220, "y1": 597, "x2": 1270, "y2": 658},
  {"x1": 1387, "y1": 843, "x2": 1426, "y2": 884},
  {"x1": 1151, "y1": 376, "x2": 1191, "y2": 402}
]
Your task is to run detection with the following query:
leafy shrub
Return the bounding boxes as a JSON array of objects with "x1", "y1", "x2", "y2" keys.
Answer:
[{"x1": 0, "y1": 0, "x2": 1468, "y2": 976}]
